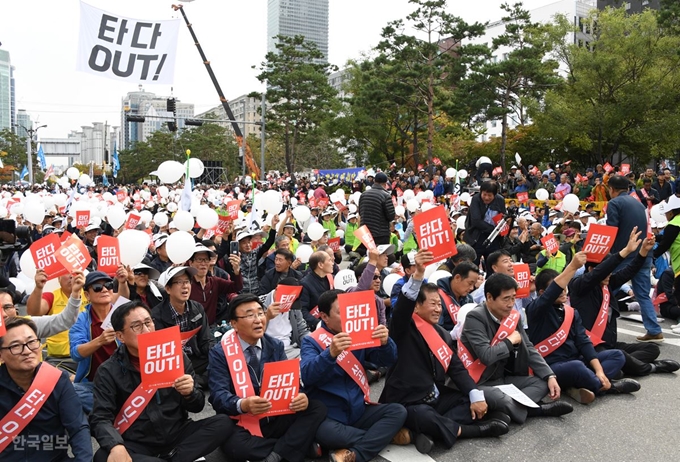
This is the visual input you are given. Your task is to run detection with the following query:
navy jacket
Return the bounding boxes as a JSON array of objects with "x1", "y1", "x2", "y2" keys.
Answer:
[
  {"x1": 606, "y1": 193, "x2": 648, "y2": 261},
  {"x1": 436, "y1": 276, "x2": 473, "y2": 331},
  {"x1": 0, "y1": 363, "x2": 92, "y2": 462},
  {"x1": 525, "y1": 282, "x2": 597, "y2": 365}
]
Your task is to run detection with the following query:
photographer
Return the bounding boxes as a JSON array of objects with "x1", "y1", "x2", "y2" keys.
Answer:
[{"x1": 463, "y1": 180, "x2": 508, "y2": 263}]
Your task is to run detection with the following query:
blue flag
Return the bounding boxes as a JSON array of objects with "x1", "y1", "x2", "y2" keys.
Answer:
[
  {"x1": 102, "y1": 172, "x2": 109, "y2": 187},
  {"x1": 19, "y1": 165, "x2": 28, "y2": 180},
  {"x1": 112, "y1": 142, "x2": 120, "y2": 178},
  {"x1": 37, "y1": 144, "x2": 47, "y2": 171}
]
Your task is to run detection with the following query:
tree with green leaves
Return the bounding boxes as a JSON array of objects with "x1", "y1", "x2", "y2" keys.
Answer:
[
  {"x1": 0, "y1": 129, "x2": 28, "y2": 181},
  {"x1": 252, "y1": 34, "x2": 339, "y2": 180},
  {"x1": 533, "y1": 8, "x2": 680, "y2": 167}
]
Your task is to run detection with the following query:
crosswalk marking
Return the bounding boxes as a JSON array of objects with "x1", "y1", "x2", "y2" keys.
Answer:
[{"x1": 379, "y1": 444, "x2": 436, "y2": 462}]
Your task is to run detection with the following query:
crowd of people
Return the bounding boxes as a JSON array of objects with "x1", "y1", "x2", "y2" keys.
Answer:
[{"x1": 1, "y1": 159, "x2": 680, "y2": 462}]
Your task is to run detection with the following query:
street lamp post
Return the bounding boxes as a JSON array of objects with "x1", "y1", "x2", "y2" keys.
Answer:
[{"x1": 19, "y1": 124, "x2": 47, "y2": 185}]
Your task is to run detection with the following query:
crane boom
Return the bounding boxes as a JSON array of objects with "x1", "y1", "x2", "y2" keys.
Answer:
[{"x1": 171, "y1": 3, "x2": 261, "y2": 179}]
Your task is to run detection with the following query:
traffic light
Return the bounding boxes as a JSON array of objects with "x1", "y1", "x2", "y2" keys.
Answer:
[
  {"x1": 167, "y1": 98, "x2": 176, "y2": 114},
  {"x1": 126, "y1": 115, "x2": 146, "y2": 123},
  {"x1": 167, "y1": 122, "x2": 178, "y2": 132},
  {"x1": 184, "y1": 119, "x2": 203, "y2": 126}
]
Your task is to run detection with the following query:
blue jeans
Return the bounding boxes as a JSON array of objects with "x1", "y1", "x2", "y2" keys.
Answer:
[
  {"x1": 550, "y1": 350, "x2": 625, "y2": 394},
  {"x1": 73, "y1": 381, "x2": 93, "y2": 414},
  {"x1": 627, "y1": 255, "x2": 661, "y2": 335}
]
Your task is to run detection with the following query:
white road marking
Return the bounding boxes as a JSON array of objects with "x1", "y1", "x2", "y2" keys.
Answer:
[
  {"x1": 617, "y1": 327, "x2": 680, "y2": 347},
  {"x1": 379, "y1": 444, "x2": 436, "y2": 462}
]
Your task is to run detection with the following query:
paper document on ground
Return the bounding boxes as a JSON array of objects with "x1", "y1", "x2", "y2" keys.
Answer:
[{"x1": 495, "y1": 384, "x2": 539, "y2": 408}]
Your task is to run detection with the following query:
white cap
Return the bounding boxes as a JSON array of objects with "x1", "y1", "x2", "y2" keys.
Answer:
[
  {"x1": 159, "y1": 266, "x2": 198, "y2": 287},
  {"x1": 192, "y1": 243, "x2": 216, "y2": 258},
  {"x1": 377, "y1": 244, "x2": 395, "y2": 256},
  {"x1": 132, "y1": 263, "x2": 161, "y2": 281},
  {"x1": 579, "y1": 211, "x2": 591, "y2": 218},
  {"x1": 236, "y1": 229, "x2": 255, "y2": 241}
]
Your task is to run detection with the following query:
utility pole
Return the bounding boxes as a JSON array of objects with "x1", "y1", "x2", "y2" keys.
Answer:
[
  {"x1": 18, "y1": 123, "x2": 47, "y2": 185},
  {"x1": 241, "y1": 98, "x2": 246, "y2": 177},
  {"x1": 260, "y1": 93, "x2": 266, "y2": 180}
]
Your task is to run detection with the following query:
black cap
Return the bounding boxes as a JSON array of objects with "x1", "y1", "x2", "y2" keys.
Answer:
[
  {"x1": 84, "y1": 271, "x2": 113, "y2": 289},
  {"x1": 375, "y1": 172, "x2": 388, "y2": 183}
]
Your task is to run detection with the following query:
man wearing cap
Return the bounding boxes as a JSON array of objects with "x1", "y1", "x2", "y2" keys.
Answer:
[
  {"x1": 358, "y1": 172, "x2": 395, "y2": 246},
  {"x1": 607, "y1": 175, "x2": 663, "y2": 342},
  {"x1": 70, "y1": 267, "x2": 131, "y2": 413},
  {"x1": 189, "y1": 243, "x2": 243, "y2": 325},
  {"x1": 125, "y1": 262, "x2": 165, "y2": 307},
  {"x1": 321, "y1": 209, "x2": 337, "y2": 238},
  {"x1": 300, "y1": 251, "x2": 336, "y2": 330},
  {"x1": 464, "y1": 181, "x2": 507, "y2": 263},
  {"x1": 260, "y1": 248, "x2": 304, "y2": 296},
  {"x1": 149, "y1": 233, "x2": 172, "y2": 274},
  {"x1": 152, "y1": 265, "x2": 215, "y2": 389},
  {"x1": 91, "y1": 301, "x2": 233, "y2": 462}
]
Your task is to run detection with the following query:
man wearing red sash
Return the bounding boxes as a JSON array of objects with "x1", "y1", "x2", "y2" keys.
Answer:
[
  {"x1": 527, "y1": 252, "x2": 639, "y2": 404},
  {"x1": 380, "y1": 250, "x2": 509, "y2": 455},
  {"x1": 569, "y1": 230, "x2": 679, "y2": 376},
  {"x1": 91, "y1": 301, "x2": 232, "y2": 462},
  {"x1": 301, "y1": 289, "x2": 406, "y2": 462},
  {"x1": 460, "y1": 273, "x2": 573, "y2": 423},
  {"x1": 436, "y1": 261, "x2": 480, "y2": 331},
  {"x1": 208, "y1": 293, "x2": 326, "y2": 462},
  {"x1": 0, "y1": 318, "x2": 92, "y2": 461}
]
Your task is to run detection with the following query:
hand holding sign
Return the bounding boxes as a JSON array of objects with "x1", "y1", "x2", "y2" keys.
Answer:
[
  {"x1": 259, "y1": 358, "x2": 300, "y2": 417},
  {"x1": 412, "y1": 206, "x2": 457, "y2": 262},
  {"x1": 513, "y1": 263, "x2": 531, "y2": 299},
  {"x1": 540, "y1": 234, "x2": 559, "y2": 256},
  {"x1": 582, "y1": 224, "x2": 618, "y2": 263},
  {"x1": 173, "y1": 374, "x2": 194, "y2": 397},
  {"x1": 338, "y1": 291, "x2": 381, "y2": 351},
  {"x1": 353, "y1": 225, "x2": 377, "y2": 251}
]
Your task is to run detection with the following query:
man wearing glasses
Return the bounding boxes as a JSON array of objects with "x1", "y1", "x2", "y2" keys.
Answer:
[
  {"x1": 151, "y1": 266, "x2": 214, "y2": 390},
  {"x1": 209, "y1": 293, "x2": 327, "y2": 462},
  {"x1": 0, "y1": 317, "x2": 92, "y2": 461},
  {"x1": 91, "y1": 301, "x2": 233, "y2": 462},
  {"x1": 70, "y1": 269, "x2": 130, "y2": 413}
]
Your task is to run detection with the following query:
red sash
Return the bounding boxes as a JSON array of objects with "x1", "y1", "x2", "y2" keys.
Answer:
[
  {"x1": 438, "y1": 289, "x2": 460, "y2": 325},
  {"x1": 457, "y1": 310, "x2": 520, "y2": 383},
  {"x1": 412, "y1": 313, "x2": 452, "y2": 371},
  {"x1": 309, "y1": 275, "x2": 335, "y2": 319},
  {"x1": 585, "y1": 287, "x2": 609, "y2": 346},
  {"x1": 640, "y1": 188, "x2": 653, "y2": 209},
  {"x1": 0, "y1": 363, "x2": 62, "y2": 451},
  {"x1": 535, "y1": 306, "x2": 575, "y2": 358},
  {"x1": 114, "y1": 384, "x2": 157, "y2": 435},
  {"x1": 310, "y1": 328, "x2": 373, "y2": 403},
  {"x1": 221, "y1": 330, "x2": 263, "y2": 437}
]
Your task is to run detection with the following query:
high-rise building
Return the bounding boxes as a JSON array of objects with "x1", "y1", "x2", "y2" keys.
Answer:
[
  {"x1": 0, "y1": 49, "x2": 15, "y2": 131},
  {"x1": 69, "y1": 123, "x2": 119, "y2": 166},
  {"x1": 196, "y1": 94, "x2": 264, "y2": 139},
  {"x1": 15, "y1": 109, "x2": 32, "y2": 136},
  {"x1": 267, "y1": 0, "x2": 329, "y2": 63}
]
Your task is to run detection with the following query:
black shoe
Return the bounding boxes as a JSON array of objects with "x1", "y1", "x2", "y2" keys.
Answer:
[
  {"x1": 307, "y1": 442, "x2": 322, "y2": 459},
  {"x1": 612, "y1": 370, "x2": 625, "y2": 380},
  {"x1": 608, "y1": 378, "x2": 641, "y2": 394},
  {"x1": 539, "y1": 401, "x2": 574, "y2": 417},
  {"x1": 484, "y1": 411, "x2": 511, "y2": 426},
  {"x1": 366, "y1": 369, "x2": 380, "y2": 384},
  {"x1": 477, "y1": 420, "x2": 509, "y2": 438},
  {"x1": 414, "y1": 433, "x2": 434, "y2": 454},
  {"x1": 653, "y1": 359, "x2": 680, "y2": 373}
]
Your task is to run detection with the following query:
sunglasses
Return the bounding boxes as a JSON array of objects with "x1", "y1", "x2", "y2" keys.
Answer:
[
  {"x1": 89, "y1": 281, "x2": 114, "y2": 293},
  {"x1": 373, "y1": 274, "x2": 381, "y2": 280},
  {"x1": 133, "y1": 270, "x2": 149, "y2": 276}
]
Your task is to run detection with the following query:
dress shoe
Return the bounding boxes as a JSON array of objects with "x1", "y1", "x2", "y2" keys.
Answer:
[
  {"x1": 329, "y1": 449, "x2": 356, "y2": 462},
  {"x1": 477, "y1": 420, "x2": 509, "y2": 438},
  {"x1": 366, "y1": 369, "x2": 380, "y2": 384},
  {"x1": 391, "y1": 427, "x2": 412, "y2": 445},
  {"x1": 653, "y1": 359, "x2": 680, "y2": 373},
  {"x1": 566, "y1": 387, "x2": 596, "y2": 405},
  {"x1": 539, "y1": 401, "x2": 574, "y2": 417},
  {"x1": 307, "y1": 442, "x2": 323, "y2": 458},
  {"x1": 608, "y1": 378, "x2": 641, "y2": 394},
  {"x1": 484, "y1": 411, "x2": 511, "y2": 426},
  {"x1": 636, "y1": 332, "x2": 664, "y2": 343}
]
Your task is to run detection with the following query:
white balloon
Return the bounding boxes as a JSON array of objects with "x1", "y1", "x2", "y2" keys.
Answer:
[
  {"x1": 290, "y1": 197, "x2": 298, "y2": 207},
  {"x1": 173, "y1": 210, "x2": 194, "y2": 232},
  {"x1": 197, "y1": 207, "x2": 219, "y2": 229},
  {"x1": 457, "y1": 169, "x2": 468, "y2": 179},
  {"x1": 307, "y1": 222, "x2": 325, "y2": 241},
  {"x1": 262, "y1": 190, "x2": 283, "y2": 214},
  {"x1": 66, "y1": 167, "x2": 80, "y2": 180},
  {"x1": 166, "y1": 231, "x2": 196, "y2": 264},
  {"x1": 651, "y1": 204, "x2": 666, "y2": 223},
  {"x1": 154, "y1": 212, "x2": 169, "y2": 227},
  {"x1": 140, "y1": 190, "x2": 151, "y2": 201},
  {"x1": 562, "y1": 194, "x2": 580, "y2": 214},
  {"x1": 10, "y1": 203, "x2": 23, "y2": 216},
  {"x1": 295, "y1": 244, "x2": 314, "y2": 264},
  {"x1": 428, "y1": 270, "x2": 452, "y2": 285},
  {"x1": 78, "y1": 174, "x2": 91, "y2": 186},
  {"x1": 421, "y1": 202, "x2": 435, "y2": 212},
  {"x1": 157, "y1": 186, "x2": 170, "y2": 198},
  {"x1": 395, "y1": 205, "x2": 406, "y2": 216},
  {"x1": 53, "y1": 193, "x2": 68, "y2": 207},
  {"x1": 406, "y1": 199, "x2": 419, "y2": 213},
  {"x1": 102, "y1": 192, "x2": 113, "y2": 202},
  {"x1": 382, "y1": 273, "x2": 402, "y2": 296},
  {"x1": 334, "y1": 269, "x2": 358, "y2": 290},
  {"x1": 456, "y1": 216, "x2": 467, "y2": 230},
  {"x1": 157, "y1": 161, "x2": 185, "y2": 184},
  {"x1": 445, "y1": 168, "x2": 457, "y2": 178},
  {"x1": 403, "y1": 189, "x2": 415, "y2": 201},
  {"x1": 459, "y1": 192, "x2": 471, "y2": 204},
  {"x1": 424, "y1": 262, "x2": 442, "y2": 280},
  {"x1": 9, "y1": 277, "x2": 25, "y2": 295},
  {"x1": 336, "y1": 229, "x2": 345, "y2": 239},
  {"x1": 184, "y1": 158, "x2": 205, "y2": 179},
  {"x1": 348, "y1": 204, "x2": 357, "y2": 214},
  {"x1": 23, "y1": 203, "x2": 44, "y2": 225},
  {"x1": 107, "y1": 206, "x2": 126, "y2": 229},
  {"x1": 118, "y1": 230, "x2": 151, "y2": 266},
  {"x1": 42, "y1": 196, "x2": 55, "y2": 210},
  {"x1": 292, "y1": 206, "x2": 311, "y2": 222},
  {"x1": 140, "y1": 210, "x2": 153, "y2": 225},
  {"x1": 166, "y1": 202, "x2": 178, "y2": 213},
  {"x1": 0, "y1": 207, "x2": 7, "y2": 218},
  {"x1": 17, "y1": 272, "x2": 36, "y2": 295},
  {"x1": 535, "y1": 188, "x2": 549, "y2": 201},
  {"x1": 19, "y1": 251, "x2": 37, "y2": 278}
]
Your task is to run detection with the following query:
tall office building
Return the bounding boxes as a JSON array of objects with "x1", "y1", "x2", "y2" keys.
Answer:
[
  {"x1": 0, "y1": 49, "x2": 15, "y2": 131},
  {"x1": 267, "y1": 0, "x2": 329, "y2": 63},
  {"x1": 15, "y1": 109, "x2": 32, "y2": 136}
]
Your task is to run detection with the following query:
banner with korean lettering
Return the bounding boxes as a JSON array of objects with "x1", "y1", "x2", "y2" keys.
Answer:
[
  {"x1": 274, "y1": 285, "x2": 303, "y2": 313},
  {"x1": 97, "y1": 235, "x2": 121, "y2": 276},
  {"x1": 75, "y1": 210, "x2": 90, "y2": 228},
  {"x1": 513, "y1": 263, "x2": 531, "y2": 298},
  {"x1": 541, "y1": 233, "x2": 559, "y2": 256},
  {"x1": 138, "y1": 326, "x2": 184, "y2": 389},
  {"x1": 328, "y1": 237, "x2": 341, "y2": 252},
  {"x1": 259, "y1": 358, "x2": 300, "y2": 417},
  {"x1": 125, "y1": 212, "x2": 142, "y2": 230},
  {"x1": 77, "y1": 2, "x2": 180, "y2": 84},
  {"x1": 225, "y1": 200, "x2": 241, "y2": 220},
  {"x1": 30, "y1": 234, "x2": 69, "y2": 279},
  {"x1": 338, "y1": 290, "x2": 380, "y2": 351},
  {"x1": 317, "y1": 167, "x2": 365, "y2": 181},
  {"x1": 412, "y1": 205, "x2": 456, "y2": 261},
  {"x1": 582, "y1": 224, "x2": 617, "y2": 263},
  {"x1": 353, "y1": 225, "x2": 377, "y2": 251},
  {"x1": 56, "y1": 235, "x2": 92, "y2": 273}
]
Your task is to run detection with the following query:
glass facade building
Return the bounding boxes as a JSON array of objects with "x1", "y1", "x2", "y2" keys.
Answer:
[{"x1": 267, "y1": 0, "x2": 329, "y2": 63}]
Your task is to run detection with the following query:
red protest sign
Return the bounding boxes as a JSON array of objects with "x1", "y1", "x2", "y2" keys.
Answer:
[
  {"x1": 0, "y1": 312, "x2": 4, "y2": 336},
  {"x1": 582, "y1": 224, "x2": 617, "y2": 263},
  {"x1": 125, "y1": 213, "x2": 142, "y2": 230},
  {"x1": 530, "y1": 203, "x2": 536, "y2": 213},
  {"x1": 30, "y1": 235, "x2": 69, "y2": 279},
  {"x1": 133, "y1": 200, "x2": 142, "y2": 211},
  {"x1": 513, "y1": 263, "x2": 531, "y2": 299},
  {"x1": 75, "y1": 210, "x2": 90, "y2": 228},
  {"x1": 260, "y1": 358, "x2": 300, "y2": 417},
  {"x1": 554, "y1": 190, "x2": 565, "y2": 200},
  {"x1": 97, "y1": 235, "x2": 120, "y2": 276},
  {"x1": 333, "y1": 201, "x2": 347, "y2": 212},
  {"x1": 138, "y1": 326, "x2": 184, "y2": 389},
  {"x1": 318, "y1": 198, "x2": 329, "y2": 208},
  {"x1": 516, "y1": 192, "x2": 529, "y2": 203},
  {"x1": 59, "y1": 231, "x2": 72, "y2": 243},
  {"x1": 412, "y1": 205, "x2": 457, "y2": 261},
  {"x1": 353, "y1": 225, "x2": 377, "y2": 251},
  {"x1": 56, "y1": 235, "x2": 92, "y2": 273},
  {"x1": 116, "y1": 190, "x2": 127, "y2": 203},
  {"x1": 621, "y1": 164, "x2": 630, "y2": 175},
  {"x1": 275, "y1": 285, "x2": 303, "y2": 313},
  {"x1": 603, "y1": 162, "x2": 613, "y2": 173},
  {"x1": 338, "y1": 290, "x2": 380, "y2": 351},
  {"x1": 225, "y1": 200, "x2": 241, "y2": 220},
  {"x1": 216, "y1": 215, "x2": 231, "y2": 234},
  {"x1": 491, "y1": 213, "x2": 510, "y2": 237},
  {"x1": 492, "y1": 166, "x2": 503, "y2": 176},
  {"x1": 530, "y1": 166, "x2": 540, "y2": 176},
  {"x1": 328, "y1": 237, "x2": 341, "y2": 252},
  {"x1": 308, "y1": 197, "x2": 317, "y2": 208},
  {"x1": 541, "y1": 233, "x2": 559, "y2": 256}
]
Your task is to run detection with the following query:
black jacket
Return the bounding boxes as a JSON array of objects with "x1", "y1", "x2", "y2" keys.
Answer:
[
  {"x1": 358, "y1": 183, "x2": 395, "y2": 245},
  {"x1": 90, "y1": 345, "x2": 205, "y2": 452},
  {"x1": 380, "y1": 292, "x2": 477, "y2": 405},
  {"x1": 258, "y1": 267, "x2": 304, "y2": 296},
  {"x1": 151, "y1": 299, "x2": 214, "y2": 361},
  {"x1": 463, "y1": 193, "x2": 507, "y2": 247},
  {"x1": 300, "y1": 271, "x2": 333, "y2": 329}
]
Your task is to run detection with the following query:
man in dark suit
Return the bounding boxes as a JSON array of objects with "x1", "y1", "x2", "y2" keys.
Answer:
[
  {"x1": 259, "y1": 248, "x2": 304, "y2": 296},
  {"x1": 463, "y1": 180, "x2": 507, "y2": 263},
  {"x1": 380, "y1": 250, "x2": 508, "y2": 455},
  {"x1": 460, "y1": 273, "x2": 573, "y2": 423}
]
